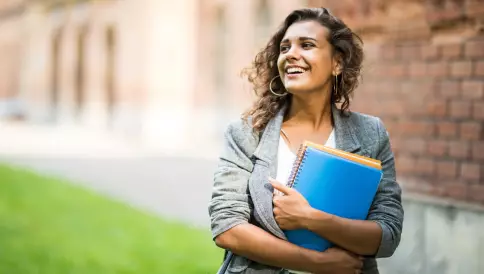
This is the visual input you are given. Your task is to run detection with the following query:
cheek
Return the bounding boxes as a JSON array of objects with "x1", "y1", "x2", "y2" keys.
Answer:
[
  {"x1": 309, "y1": 54, "x2": 333, "y2": 76},
  {"x1": 277, "y1": 55, "x2": 285, "y2": 75}
]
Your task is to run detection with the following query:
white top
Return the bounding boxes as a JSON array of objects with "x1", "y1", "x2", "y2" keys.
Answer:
[
  {"x1": 276, "y1": 129, "x2": 336, "y2": 186},
  {"x1": 275, "y1": 129, "x2": 336, "y2": 274}
]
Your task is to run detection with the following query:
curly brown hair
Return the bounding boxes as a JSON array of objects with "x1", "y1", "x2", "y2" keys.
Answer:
[{"x1": 241, "y1": 7, "x2": 364, "y2": 133}]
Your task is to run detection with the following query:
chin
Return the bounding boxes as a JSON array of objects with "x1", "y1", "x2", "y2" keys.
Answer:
[{"x1": 285, "y1": 84, "x2": 312, "y2": 94}]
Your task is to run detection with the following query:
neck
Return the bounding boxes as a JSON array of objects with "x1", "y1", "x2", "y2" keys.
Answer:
[{"x1": 285, "y1": 87, "x2": 333, "y2": 130}]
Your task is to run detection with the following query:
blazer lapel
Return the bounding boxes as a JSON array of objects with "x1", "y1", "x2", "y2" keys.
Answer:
[
  {"x1": 249, "y1": 105, "x2": 287, "y2": 239},
  {"x1": 332, "y1": 105, "x2": 362, "y2": 154}
]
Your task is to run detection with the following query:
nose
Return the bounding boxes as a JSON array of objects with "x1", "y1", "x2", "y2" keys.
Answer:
[{"x1": 285, "y1": 45, "x2": 301, "y2": 60}]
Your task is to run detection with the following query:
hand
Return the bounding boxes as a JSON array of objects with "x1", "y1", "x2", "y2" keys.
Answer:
[
  {"x1": 270, "y1": 177, "x2": 312, "y2": 230},
  {"x1": 314, "y1": 247, "x2": 364, "y2": 274}
]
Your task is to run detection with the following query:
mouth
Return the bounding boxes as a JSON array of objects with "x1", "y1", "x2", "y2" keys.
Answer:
[{"x1": 285, "y1": 66, "x2": 309, "y2": 77}]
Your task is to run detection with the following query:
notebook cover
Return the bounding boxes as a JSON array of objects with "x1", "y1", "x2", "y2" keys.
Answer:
[{"x1": 283, "y1": 144, "x2": 383, "y2": 252}]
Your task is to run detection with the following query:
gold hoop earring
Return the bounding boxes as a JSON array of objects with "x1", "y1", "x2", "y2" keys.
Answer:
[
  {"x1": 333, "y1": 75, "x2": 338, "y2": 96},
  {"x1": 269, "y1": 75, "x2": 287, "y2": 97}
]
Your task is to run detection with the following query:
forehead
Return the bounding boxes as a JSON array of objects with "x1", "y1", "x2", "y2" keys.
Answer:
[{"x1": 282, "y1": 20, "x2": 329, "y2": 42}]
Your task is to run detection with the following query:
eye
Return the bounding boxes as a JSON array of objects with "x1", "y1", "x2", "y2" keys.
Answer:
[
  {"x1": 280, "y1": 45, "x2": 290, "y2": 53},
  {"x1": 302, "y1": 42, "x2": 314, "y2": 49}
]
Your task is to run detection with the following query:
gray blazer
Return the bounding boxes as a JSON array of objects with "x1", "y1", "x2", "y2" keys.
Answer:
[{"x1": 208, "y1": 104, "x2": 404, "y2": 274}]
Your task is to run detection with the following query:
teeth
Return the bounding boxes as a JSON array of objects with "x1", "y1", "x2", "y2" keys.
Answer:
[{"x1": 287, "y1": 67, "x2": 306, "y2": 74}]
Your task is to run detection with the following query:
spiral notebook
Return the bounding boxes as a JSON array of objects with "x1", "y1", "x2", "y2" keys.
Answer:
[{"x1": 283, "y1": 141, "x2": 383, "y2": 252}]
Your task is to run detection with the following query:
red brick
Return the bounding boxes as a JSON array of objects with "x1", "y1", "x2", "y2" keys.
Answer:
[
  {"x1": 427, "y1": 100, "x2": 447, "y2": 117},
  {"x1": 473, "y1": 101, "x2": 484, "y2": 120},
  {"x1": 460, "y1": 122, "x2": 482, "y2": 140},
  {"x1": 472, "y1": 142, "x2": 484, "y2": 161},
  {"x1": 437, "y1": 122, "x2": 458, "y2": 138},
  {"x1": 390, "y1": 137, "x2": 401, "y2": 154},
  {"x1": 438, "y1": 80, "x2": 461, "y2": 98},
  {"x1": 437, "y1": 160, "x2": 458, "y2": 178},
  {"x1": 427, "y1": 4, "x2": 464, "y2": 24},
  {"x1": 465, "y1": 0, "x2": 484, "y2": 18},
  {"x1": 421, "y1": 44, "x2": 440, "y2": 60},
  {"x1": 377, "y1": 81, "x2": 397, "y2": 94},
  {"x1": 428, "y1": 61, "x2": 449, "y2": 77},
  {"x1": 409, "y1": 62, "x2": 427, "y2": 77},
  {"x1": 389, "y1": 102, "x2": 405, "y2": 117},
  {"x1": 427, "y1": 140, "x2": 448, "y2": 156},
  {"x1": 401, "y1": 81, "x2": 434, "y2": 97},
  {"x1": 407, "y1": 98, "x2": 429, "y2": 118},
  {"x1": 465, "y1": 40, "x2": 484, "y2": 58},
  {"x1": 450, "y1": 61, "x2": 473, "y2": 78},
  {"x1": 415, "y1": 157, "x2": 435, "y2": 175},
  {"x1": 427, "y1": 8, "x2": 461, "y2": 26},
  {"x1": 448, "y1": 141, "x2": 470, "y2": 159},
  {"x1": 400, "y1": 121, "x2": 435, "y2": 137},
  {"x1": 386, "y1": 64, "x2": 407, "y2": 78},
  {"x1": 462, "y1": 81, "x2": 484, "y2": 99},
  {"x1": 468, "y1": 184, "x2": 484, "y2": 204},
  {"x1": 381, "y1": 120, "x2": 397, "y2": 136},
  {"x1": 461, "y1": 163, "x2": 481, "y2": 181},
  {"x1": 401, "y1": 45, "x2": 421, "y2": 60},
  {"x1": 440, "y1": 43, "x2": 462, "y2": 59},
  {"x1": 382, "y1": 45, "x2": 399, "y2": 61},
  {"x1": 439, "y1": 182, "x2": 468, "y2": 201},
  {"x1": 395, "y1": 156, "x2": 415, "y2": 174},
  {"x1": 404, "y1": 139, "x2": 426, "y2": 155},
  {"x1": 450, "y1": 101, "x2": 472, "y2": 119},
  {"x1": 475, "y1": 60, "x2": 484, "y2": 77}
]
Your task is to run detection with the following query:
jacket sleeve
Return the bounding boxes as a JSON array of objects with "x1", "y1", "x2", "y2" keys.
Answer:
[
  {"x1": 367, "y1": 118, "x2": 404, "y2": 258},
  {"x1": 208, "y1": 120, "x2": 257, "y2": 240}
]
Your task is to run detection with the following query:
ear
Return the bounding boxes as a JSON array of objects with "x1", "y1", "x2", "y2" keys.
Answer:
[{"x1": 332, "y1": 53, "x2": 343, "y2": 76}]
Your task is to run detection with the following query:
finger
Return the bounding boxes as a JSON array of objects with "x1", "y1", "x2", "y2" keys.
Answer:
[{"x1": 270, "y1": 179, "x2": 292, "y2": 195}]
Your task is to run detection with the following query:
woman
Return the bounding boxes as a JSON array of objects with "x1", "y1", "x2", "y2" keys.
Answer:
[{"x1": 208, "y1": 7, "x2": 404, "y2": 274}]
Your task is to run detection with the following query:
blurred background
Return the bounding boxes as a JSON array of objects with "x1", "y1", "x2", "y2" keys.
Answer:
[{"x1": 0, "y1": 0, "x2": 483, "y2": 273}]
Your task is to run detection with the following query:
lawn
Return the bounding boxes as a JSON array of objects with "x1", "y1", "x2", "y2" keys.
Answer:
[{"x1": 0, "y1": 164, "x2": 223, "y2": 274}]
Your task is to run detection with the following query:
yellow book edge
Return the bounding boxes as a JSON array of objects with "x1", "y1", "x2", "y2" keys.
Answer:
[{"x1": 304, "y1": 140, "x2": 382, "y2": 170}]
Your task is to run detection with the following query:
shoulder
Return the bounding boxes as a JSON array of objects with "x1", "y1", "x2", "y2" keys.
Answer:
[
  {"x1": 344, "y1": 110, "x2": 390, "y2": 156},
  {"x1": 223, "y1": 116, "x2": 261, "y2": 157},
  {"x1": 346, "y1": 110, "x2": 386, "y2": 135}
]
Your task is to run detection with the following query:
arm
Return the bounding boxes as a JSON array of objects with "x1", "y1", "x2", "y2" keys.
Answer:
[
  {"x1": 209, "y1": 122, "x2": 362, "y2": 273},
  {"x1": 215, "y1": 223, "x2": 333, "y2": 273},
  {"x1": 208, "y1": 122, "x2": 319, "y2": 272},
  {"x1": 306, "y1": 119, "x2": 403, "y2": 257},
  {"x1": 365, "y1": 118, "x2": 404, "y2": 258},
  {"x1": 272, "y1": 119, "x2": 404, "y2": 257},
  {"x1": 301, "y1": 208, "x2": 382, "y2": 256}
]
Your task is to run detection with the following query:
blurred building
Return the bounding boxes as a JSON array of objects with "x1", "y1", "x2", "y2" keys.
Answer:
[
  {"x1": 0, "y1": 0, "x2": 311, "y2": 153},
  {"x1": 1, "y1": 0, "x2": 484, "y2": 273}
]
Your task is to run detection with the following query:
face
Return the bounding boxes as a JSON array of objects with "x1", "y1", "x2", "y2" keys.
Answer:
[{"x1": 277, "y1": 20, "x2": 339, "y2": 94}]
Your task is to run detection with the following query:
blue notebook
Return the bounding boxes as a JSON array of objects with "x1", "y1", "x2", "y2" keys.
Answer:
[{"x1": 283, "y1": 141, "x2": 383, "y2": 252}]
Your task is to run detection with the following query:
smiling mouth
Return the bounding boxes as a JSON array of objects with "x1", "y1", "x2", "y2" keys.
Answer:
[{"x1": 285, "y1": 67, "x2": 308, "y2": 75}]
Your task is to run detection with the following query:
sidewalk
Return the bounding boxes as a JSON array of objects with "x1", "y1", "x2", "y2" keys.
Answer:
[
  {"x1": 0, "y1": 121, "x2": 220, "y2": 228},
  {"x1": 0, "y1": 121, "x2": 221, "y2": 160}
]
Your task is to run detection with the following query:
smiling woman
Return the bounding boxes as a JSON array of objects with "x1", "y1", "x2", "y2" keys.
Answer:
[{"x1": 209, "y1": 7, "x2": 403, "y2": 274}]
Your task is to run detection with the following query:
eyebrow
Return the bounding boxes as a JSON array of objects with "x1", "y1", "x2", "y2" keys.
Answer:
[{"x1": 281, "y1": 36, "x2": 318, "y2": 43}]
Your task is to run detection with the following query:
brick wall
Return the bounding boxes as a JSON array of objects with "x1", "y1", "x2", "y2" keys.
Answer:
[{"x1": 310, "y1": 0, "x2": 484, "y2": 204}]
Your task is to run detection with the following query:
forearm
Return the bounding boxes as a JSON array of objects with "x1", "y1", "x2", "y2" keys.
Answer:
[
  {"x1": 303, "y1": 209, "x2": 382, "y2": 256},
  {"x1": 215, "y1": 223, "x2": 325, "y2": 273}
]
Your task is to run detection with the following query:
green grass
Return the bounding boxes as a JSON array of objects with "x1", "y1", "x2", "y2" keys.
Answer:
[{"x1": 0, "y1": 164, "x2": 223, "y2": 274}]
